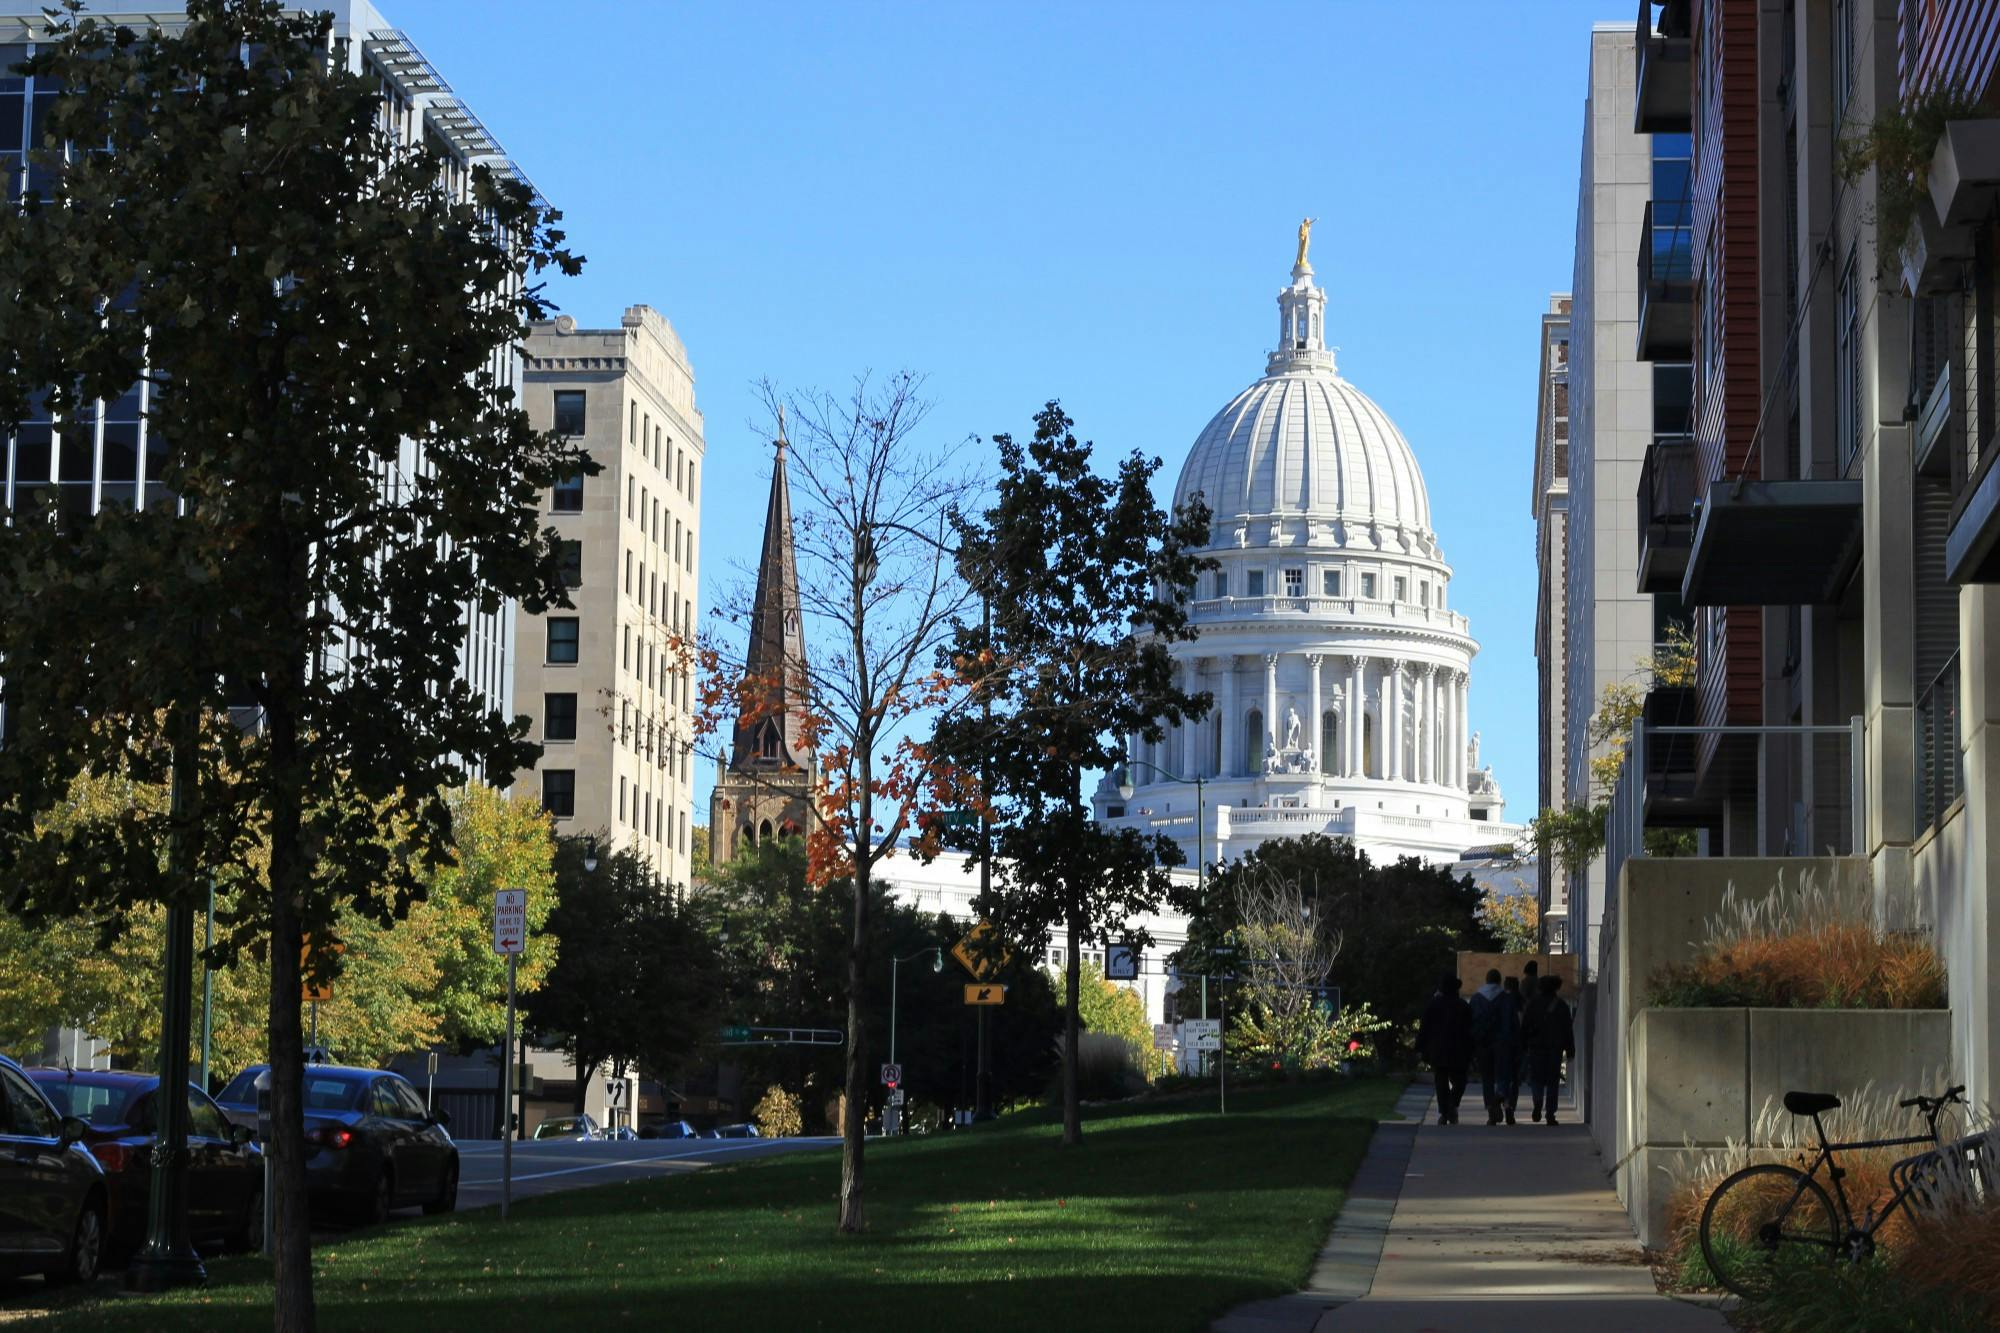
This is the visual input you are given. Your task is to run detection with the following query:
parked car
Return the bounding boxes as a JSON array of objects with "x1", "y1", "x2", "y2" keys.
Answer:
[
  {"x1": 215, "y1": 1064, "x2": 455, "y2": 1225},
  {"x1": 642, "y1": 1120, "x2": 698, "y2": 1141},
  {"x1": 604, "y1": 1125, "x2": 638, "y2": 1142},
  {"x1": 28, "y1": 1067, "x2": 261, "y2": 1258},
  {"x1": 713, "y1": 1123, "x2": 762, "y2": 1139},
  {"x1": 0, "y1": 1052, "x2": 106, "y2": 1285},
  {"x1": 531, "y1": 1114, "x2": 601, "y2": 1142}
]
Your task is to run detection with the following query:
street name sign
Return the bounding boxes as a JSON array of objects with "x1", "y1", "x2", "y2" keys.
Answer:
[
  {"x1": 963, "y1": 983, "x2": 1006, "y2": 1006},
  {"x1": 492, "y1": 889, "x2": 527, "y2": 955}
]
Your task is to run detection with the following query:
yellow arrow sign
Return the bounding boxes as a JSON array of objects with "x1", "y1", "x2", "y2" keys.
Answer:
[
  {"x1": 963, "y1": 983, "x2": 1006, "y2": 1006},
  {"x1": 951, "y1": 921, "x2": 1011, "y2": 981}
]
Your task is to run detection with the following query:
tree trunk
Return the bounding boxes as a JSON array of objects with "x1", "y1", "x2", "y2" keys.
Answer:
[
  {"x1": 1062, "y1": 909, "x2": 1082, "y2": 1146},
  {"x1": 265, "y1": 699, "x2": 315, "y2": 1333},
  {"x1": 838, "y1": 841, "x2": 870, "y2": 1231},
  {"x1": 572, "y1": 1055, "x2": 600, "y2": 1114}
]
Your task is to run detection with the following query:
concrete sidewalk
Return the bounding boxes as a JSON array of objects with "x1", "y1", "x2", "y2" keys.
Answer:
[{"x1": 1317, "y1": 1083, "x2": 1725, "y2": 1332}]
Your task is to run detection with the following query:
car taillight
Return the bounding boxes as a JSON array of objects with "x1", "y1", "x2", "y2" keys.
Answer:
[
  {"x1": 87, "y1": 1142, "x2": 130, "y2": 1172},
  {"x1": 317, "y1": 1126, "x2": 354, "y2": 1150}
]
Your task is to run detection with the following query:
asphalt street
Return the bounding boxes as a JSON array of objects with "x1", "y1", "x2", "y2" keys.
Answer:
[{"x1": 453, "y1": 1135, "x2": 841, "y2": 1207}]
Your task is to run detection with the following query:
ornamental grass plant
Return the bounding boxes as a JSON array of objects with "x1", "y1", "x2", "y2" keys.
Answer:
[{"x1": 1646, "y1": 870, "x2": 1946, "y2": 1010}]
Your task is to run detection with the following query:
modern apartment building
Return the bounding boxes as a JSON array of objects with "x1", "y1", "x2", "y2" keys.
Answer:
[
  {"x1": 1558, "y1": 26, "x2": 1669, "y2": 967},
  {"x1": 1596, "y1": 0, "x2": 2000, "y2": 1110},
  {"x1": 0, "y1": 1, "x2": 525, "y2": 742},
  {"x1": 515, "y1": 308, "x2": 704, "y2": 886},
  {"x1": 1531, "y1": 295, "x2": 1573, "y2": 949}
]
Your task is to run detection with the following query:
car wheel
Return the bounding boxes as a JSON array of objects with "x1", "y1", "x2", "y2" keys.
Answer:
[
  {"x1": 49, "y1": 1198, "x2": 104, "y2": 1286},
  {"x1": 422, "y1": 1159, "x2": 458, "y2": 1216},
  {"x1": 360, "y1": 1168, "x2": 393, "y2": 1227},
  {"x1": 235, "y1": 1176, "x2": 265, "y2": 1253}
]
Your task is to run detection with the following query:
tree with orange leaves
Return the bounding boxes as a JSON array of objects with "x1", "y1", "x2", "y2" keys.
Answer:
[
  {"x1": 931, "y1": 401, "x2": 1212, "y2": 1147},
  {"x1": 689, "y1": 371, "x2": 989, "y2": 1233}
]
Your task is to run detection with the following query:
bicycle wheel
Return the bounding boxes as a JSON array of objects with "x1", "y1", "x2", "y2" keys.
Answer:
[{"x1": 1698, "y1": 1163, "x2": 1841, "y2": 1298}]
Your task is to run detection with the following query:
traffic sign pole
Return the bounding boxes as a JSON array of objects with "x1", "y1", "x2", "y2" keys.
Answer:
[{"x1": 502, "y1": 950, "x2": 515, "y2": 1221}]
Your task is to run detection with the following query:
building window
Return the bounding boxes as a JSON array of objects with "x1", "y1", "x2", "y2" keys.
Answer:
[
  {"x1": 1394, "y1": 576, "x2": 1408, "y2": 601},
  {"x1": 1832, "y1": 0, "x2": 1854, "y2": 124},
  {"x1": 1246, "y1": 570, "x2": 1266, "y2": 597},
  {"x1": 1282, "y1": 567, "x2": 1303, "y2": 597},
  {"x1": 544, "y1": 692, "x2": 578, "y2": 741},
  {"x1": 1214, "y1": 570, "x2": 1229, "y2": 598},
  {"x1": 626, "y1": 475, "x2": 634, "y2": 519},
  {"x1": 1361, "y1": 572, "x2": 1378, "y2": 599},
  {"x1": 541, "y1": 770, "x2": 576, "y2": 819},
  {"x1": 624, "y1": 548, "x2": 633, "y2": 594},
  {"x1": 1419, "y1": 582, "x2": 1429, "y2": 608},
  {"x1": 1323, "y1": 568, "x2": 1341, "y2": 597},
  {"x1": 551, "y1": 469, "x2": 584, "y2": 513},
  {"x1": 557, "y1": 540, "x2": 583, "y2": 589},
  {"x1": 552, "y1": 391, "x2": 585, "y2": 438},
  {"x1": 622, "y1": 624, "x2": 631, "y2": 672},
  {"x1": 546, "y1": 618, "x2": 579, "y2": 664},
  {"x1": 1837, "y1": 251, "x2": 1860, "y2": 472},
  {"x1": 619, "y1": 776, "x2": 627, "y2": 824},
  {"x1": 629, "y1": 400, "x2": 637, "y2": 444}
]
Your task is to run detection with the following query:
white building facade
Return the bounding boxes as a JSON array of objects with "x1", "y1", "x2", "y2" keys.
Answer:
[{"x1": 1093, "y1": 251, "x2": 1521, "y2": 870}]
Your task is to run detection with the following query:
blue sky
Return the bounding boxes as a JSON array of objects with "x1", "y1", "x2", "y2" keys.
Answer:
[{"x1": 393, "y1": 0, "x2": 1616, "y2": 825}]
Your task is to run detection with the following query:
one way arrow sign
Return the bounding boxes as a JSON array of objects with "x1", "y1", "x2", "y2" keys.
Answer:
[{"x1": 493, "y1": 889, "x2": 527, "y2": 956}]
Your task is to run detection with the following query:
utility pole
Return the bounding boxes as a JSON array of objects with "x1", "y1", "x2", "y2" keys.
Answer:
[{"x1": 976, "y1": 590, "x2": 994, "y2": 1121}]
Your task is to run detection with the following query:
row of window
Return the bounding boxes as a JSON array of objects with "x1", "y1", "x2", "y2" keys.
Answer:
[
  {"x1": 624, "y1": 547, "x2": 695, "y2": 633},
  {"x1": 547, "y1": 388, "x2": 699, "y2": 510},
  {"x1": 625, "y1": 475, "x2": 693, "y2": 574},
  {"x1": 541, "y1": 767, "x2": 693, "y2": 857},
  {"x1": 623, "y1": 623, "x2": 690, "y2": 711},
  {"x1": 1210, "y1": 565, "x2": 1441, "y2": 610}
]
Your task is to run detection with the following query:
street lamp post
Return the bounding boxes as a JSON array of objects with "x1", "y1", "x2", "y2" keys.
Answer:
[{"x1": 888, "y1": 947, "x2": 942, "y2": 1133}]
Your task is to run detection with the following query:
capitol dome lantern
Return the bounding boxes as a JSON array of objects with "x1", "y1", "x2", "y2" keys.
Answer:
[{"x1": 1095, "y1": 224, "x2": 1516, "y2": 869}]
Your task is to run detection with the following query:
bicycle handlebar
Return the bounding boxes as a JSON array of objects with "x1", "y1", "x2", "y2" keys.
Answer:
[{"x1": 1899, "y1": 1085, "x2": 1967, "y2": 1111}]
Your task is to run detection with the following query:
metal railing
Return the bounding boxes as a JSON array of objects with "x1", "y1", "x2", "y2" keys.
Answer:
[{"x1": 1916, "y1": 652, "x2": 1963, "y2": 831}]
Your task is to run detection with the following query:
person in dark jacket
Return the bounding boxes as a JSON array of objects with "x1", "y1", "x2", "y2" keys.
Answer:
[
  {"x1": 1519, "y1": 978, "x2": 1552, "y2": 1121},
  {"x1": 1493, "y1": 974, "x2": 1525, "y2": 1125},
  {"x1": 1521, "y1": 975, "x2": 1576, "y2": 1125},
  {"x1": 1415, "y1": 972, "x2": 1473, "y2": 1125}
]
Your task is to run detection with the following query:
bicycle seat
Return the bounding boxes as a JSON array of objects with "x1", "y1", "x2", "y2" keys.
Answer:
[{"x1": 1785, "y1": 1091, "x2": 1842, "y2": 1116}]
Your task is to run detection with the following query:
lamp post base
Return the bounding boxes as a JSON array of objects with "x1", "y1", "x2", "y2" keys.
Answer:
[{"x1": 124, "y1": 1247, "x2": 207, "y2": 1293}]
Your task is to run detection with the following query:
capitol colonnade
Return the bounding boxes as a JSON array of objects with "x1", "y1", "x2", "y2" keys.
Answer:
[{"x1": 1130, "y1": 652, "x2": 1472, "y2": 787}]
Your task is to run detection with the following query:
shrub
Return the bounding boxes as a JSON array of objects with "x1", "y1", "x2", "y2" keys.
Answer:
[
  {"x1": 751, "y1": 1085, "x2": 803, "y2": 1138},
  {"x1": 1645, "y1": 871, "x2": 1947, "y2": 1011}
]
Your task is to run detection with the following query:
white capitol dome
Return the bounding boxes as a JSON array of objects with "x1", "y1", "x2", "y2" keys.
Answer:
[{"x1": 1094, "y1": 240, "x2": 1515, "y2": 871}]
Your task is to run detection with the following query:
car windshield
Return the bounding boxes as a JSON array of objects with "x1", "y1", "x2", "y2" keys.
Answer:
[
  {"x1": 32, "y1": 1075, "x2": 142, "y2": 1128},
  {"x1": 537, "y1": 1118, "x2": 582, "y2": 1136}
]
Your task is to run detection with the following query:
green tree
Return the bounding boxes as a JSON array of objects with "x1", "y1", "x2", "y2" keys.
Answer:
[
  {"x1": 932, "y1": 401, "x2": 1210, "y2": 1145},
  {"x1": 1066, "y1": 960, "x2": 1150, "y2": 1066},
  {"x1": 0, "y1": 7, "x2": 582, "y2": 1324},
  {"x1": 1183, "y1": 835, "x2": 1493, "y2": 1053},
  {"x1": 526, "y1": 837, "x2": 722, "y2": 1111},
  {"x1": 1478, "y1": 890, "x2": 1541, "y2": 956}
]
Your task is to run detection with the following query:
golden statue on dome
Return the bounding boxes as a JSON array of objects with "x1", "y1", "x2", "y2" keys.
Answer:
[{"x1": 1295, "y1": 216, "x2": 1318, "y2": 270}]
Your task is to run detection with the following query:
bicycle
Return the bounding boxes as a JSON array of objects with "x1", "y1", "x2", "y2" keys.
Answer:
[{"x1": 1697, "y1": 1083, "x2": 1968, "y2": 1298}]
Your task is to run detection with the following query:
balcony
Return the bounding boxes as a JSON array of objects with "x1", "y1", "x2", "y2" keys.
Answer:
[
  {"x1": 1634, "y1": 0, "x2": 1692, "y2": 133},
  {"x1": 1637, "y1": 436, "x2": 1696, "y2": 594},
  {"x1": 1915, "y1": 362, "x2": 1957, "y2": 479},
  {"x1": 1681, "y1": 477, "x2": 1863, "y2": 605},
  {"x1": 1637, "y1": 200, "x2": 1694, "y2": 361},
  {"x1": 1946, "y1": 445, "x2": 2000, "y2": 582},
  {"x1": 1928, "y1": 118, "x2": 2000, "y2": 229}
]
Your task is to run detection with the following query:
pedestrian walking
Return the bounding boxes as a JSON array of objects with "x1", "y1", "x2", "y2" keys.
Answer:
[
  {"x1": 1468, "y1": 968, "x2": 1504, "y2": 1124},
  {"x1": 1415, "y1": 972, "x2": 1473, "y2": 1125},
  {"x1": 1494, "y1": 974, "x2": 1524, "y2": 1125},
  {"x1": 1521, "y1": 975, "x2": 1575, "y2": 1125}
]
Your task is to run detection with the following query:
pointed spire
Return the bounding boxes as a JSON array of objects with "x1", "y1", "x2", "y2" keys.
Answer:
[{"x1": 730, "y1": 413, "x2": 810, "y2": 772}]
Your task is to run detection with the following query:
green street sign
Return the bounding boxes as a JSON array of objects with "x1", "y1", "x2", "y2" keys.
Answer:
[
  {"x1": 936, "y1": 810, "x2": 981, "y2": 830},
  {"x1": 721, "y1": 1025, "x2": 750, "y2": 1042}
]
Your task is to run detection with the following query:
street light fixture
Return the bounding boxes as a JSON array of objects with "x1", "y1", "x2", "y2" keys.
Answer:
[{"x1": 582, "y1": 837, "x2": 599, "y2": 874}]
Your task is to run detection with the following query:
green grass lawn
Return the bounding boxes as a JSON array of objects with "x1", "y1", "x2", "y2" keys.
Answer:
[{"x1": 34, "y1": 1078, "x2": 1403, "y2": 1333}]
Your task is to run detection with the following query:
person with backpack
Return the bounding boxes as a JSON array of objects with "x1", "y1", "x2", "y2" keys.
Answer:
[
  {"x1": 1468, "y1": 968, "x2": 1505, "y2": 1124},
  {"x1": 1492, "y1": 974, "x2": 1525, "y2": 1124},
  {"x1": 1415, "y1": 972, "x2": 1473, "y2": 1125},
  {"x1": 1521, "y1": 975, "x2": 1576, "y2": 1125}
]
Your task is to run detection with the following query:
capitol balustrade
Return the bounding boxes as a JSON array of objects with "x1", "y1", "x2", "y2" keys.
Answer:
[{"x1": 1187, "y1": 594, "x2": 1470, "y2": 635}]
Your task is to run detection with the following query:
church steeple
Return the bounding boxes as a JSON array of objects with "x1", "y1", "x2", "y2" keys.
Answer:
[{"x1": 730, "y1": 410, "x2": 810, "y2": 773}]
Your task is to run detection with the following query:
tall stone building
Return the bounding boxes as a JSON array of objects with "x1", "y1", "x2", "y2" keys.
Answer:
[
  {"x1": 514, "y1": 307, "x2": 703, "y2": 885},
  {"x1": 708, "y1": 422, "x2": 814, "y2": 866},
  {"x1": 1531, "y1": 294, "x2": 1573, "y2": 949}
]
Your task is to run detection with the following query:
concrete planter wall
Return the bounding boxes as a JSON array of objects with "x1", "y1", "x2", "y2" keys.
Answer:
[{"x1": 1620, "y1": 1006, "x2": 1951, "y2": 1247}]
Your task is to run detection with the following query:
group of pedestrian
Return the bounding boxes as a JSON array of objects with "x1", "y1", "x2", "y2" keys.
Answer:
[{"x1": 1414, "y1": 961, "x2": 1575, "y2": 1126}]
